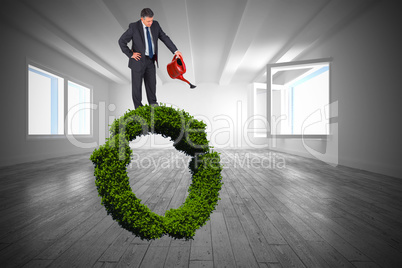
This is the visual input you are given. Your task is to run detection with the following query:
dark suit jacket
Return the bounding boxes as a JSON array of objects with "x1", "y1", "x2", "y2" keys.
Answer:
[{"x1": 118, "y1": 20, "x2": 178, "y2": 71}]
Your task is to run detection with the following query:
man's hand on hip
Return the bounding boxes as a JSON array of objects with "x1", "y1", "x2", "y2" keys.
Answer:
[{"x1": 131, "y1": 52, "x2": 141, "y2": 61}]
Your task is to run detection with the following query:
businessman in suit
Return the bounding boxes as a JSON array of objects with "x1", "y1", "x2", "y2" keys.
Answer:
[{"x1": 119, "y1": 8, "x2": 182, "y2": 109}]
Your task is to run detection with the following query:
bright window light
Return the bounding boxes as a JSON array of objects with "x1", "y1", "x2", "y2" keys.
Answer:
[
  {"x1": 269, "y1": 60, "x2": 330, "y2": 136},
  {"x1": 28, "y1": 65, "x2": 64, "y2": 135},
  {"x1": 68, "y1": 81, "x2": 91, "y2": 135}
]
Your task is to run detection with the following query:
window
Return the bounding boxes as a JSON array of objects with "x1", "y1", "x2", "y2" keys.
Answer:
[
  {"x1": 268, "y1": 58, "x2": 331, "y2": 136},
  {"x1": 28, "y1": 65, "x2": 64, "y2": 135},
  {"x1": 27, "y1": 63, "x2": 92, "y2": 137},
  {"x1": 68, "y1": 81, "x2": 91, "y2": 135}
]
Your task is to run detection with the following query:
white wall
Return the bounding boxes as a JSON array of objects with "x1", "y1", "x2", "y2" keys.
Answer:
[
  {"x1": 0, "y1": 21, "x2": 110, "y2": 167},
  {"x1": 109, "y1": 81, "x2": 250, "y2": 149},
  {"x1": 265, "y1": 0, "x2": 402, "y2": 178}
]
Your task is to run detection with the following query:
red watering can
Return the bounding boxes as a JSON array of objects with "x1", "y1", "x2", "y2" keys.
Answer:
[{"x1": 167, "y1": 55, "x2": 196, "y2": 88}]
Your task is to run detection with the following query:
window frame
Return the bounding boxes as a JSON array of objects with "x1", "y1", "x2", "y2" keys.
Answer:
[
  {"x1": 26, "y1": 58, "x2": 93, "y2": 140},
  {"x1": 267, "y1": 57, "x2": 333, "y2": 139}
]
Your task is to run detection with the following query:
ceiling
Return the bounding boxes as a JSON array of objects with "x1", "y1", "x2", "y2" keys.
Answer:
[{"x1": 1, "y1": 0, "x2": 378, "y2": 86}]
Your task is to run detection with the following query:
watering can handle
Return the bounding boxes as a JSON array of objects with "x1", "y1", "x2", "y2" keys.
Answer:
[
  {"x1": 173, "y1": 54, "x2": 183, "y2": 61},
  {"x1": 172, "y1": 54, "x2": 186, "y2": 72}
]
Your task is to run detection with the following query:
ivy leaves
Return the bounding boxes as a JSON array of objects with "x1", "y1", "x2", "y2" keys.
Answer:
[{"x1": 90, "y1": 104, "x2": 222, "y2": 240}]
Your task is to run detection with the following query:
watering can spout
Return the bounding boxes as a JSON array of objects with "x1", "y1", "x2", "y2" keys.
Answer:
[
  {"x1": 177, "y1": 75, "x2": 197, "y2": 89},
  {"x1": 167, "y1": 55, "x2": 196, "y2": 88}
]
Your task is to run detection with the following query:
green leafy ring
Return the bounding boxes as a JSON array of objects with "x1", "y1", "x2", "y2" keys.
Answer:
[{"x1": 90, "y1": 105, "x2": 223, "y2": 240}]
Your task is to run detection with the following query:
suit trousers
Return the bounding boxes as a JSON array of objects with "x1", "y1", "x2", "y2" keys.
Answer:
[{"x1": 131, "y1": 56, "x2": 157, "y2": 109}]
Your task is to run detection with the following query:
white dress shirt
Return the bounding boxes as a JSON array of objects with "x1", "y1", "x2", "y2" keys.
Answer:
[{"x1": 141, "y1": 21, "x2": 154, "y2": 57}]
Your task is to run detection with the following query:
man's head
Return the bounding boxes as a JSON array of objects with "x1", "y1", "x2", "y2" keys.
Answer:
[{"x1": 141, "y1": 8, "x2": 154, "y2": 27}]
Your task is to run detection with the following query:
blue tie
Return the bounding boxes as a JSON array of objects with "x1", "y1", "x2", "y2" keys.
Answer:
[{"x1": 146, "y1": 27, "x2": 153, "y2": 59}]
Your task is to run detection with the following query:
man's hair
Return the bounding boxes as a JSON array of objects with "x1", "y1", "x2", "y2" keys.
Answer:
[{"x1": 141, "y1": 8, "x2": 154, "y2": 18}]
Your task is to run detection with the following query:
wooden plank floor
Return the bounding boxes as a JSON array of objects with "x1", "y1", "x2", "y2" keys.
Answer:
[{"x1": 1, "y1": 148, "x2": 402, "y2": 267}]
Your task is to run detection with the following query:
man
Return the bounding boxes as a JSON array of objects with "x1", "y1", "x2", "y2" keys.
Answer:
[{"x1": 119, "y1": 8, "x2": 182, "y2": 109}]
